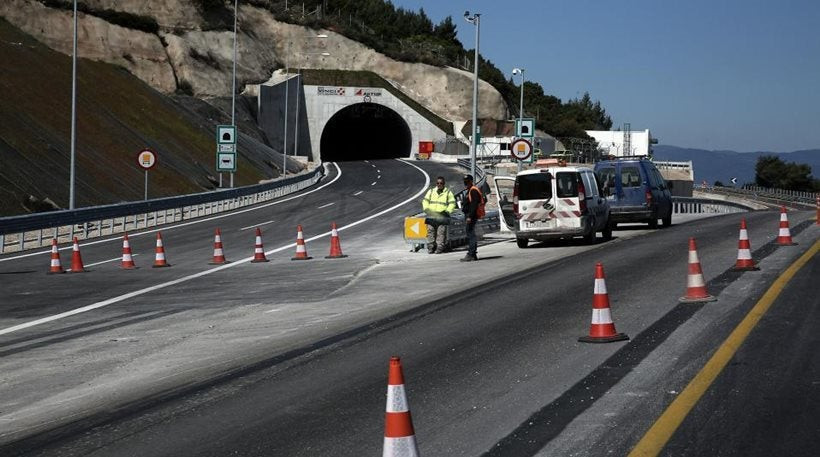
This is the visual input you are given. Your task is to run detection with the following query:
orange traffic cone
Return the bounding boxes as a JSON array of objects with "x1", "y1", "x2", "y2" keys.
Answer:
[
  {"x1": 121, "y1": 233, "x2": 137, "y2": 269},
  {"x1": 679, "y1": 238, "x2": 716, "y2": 303},
  {"x1": 325, "y1": 222, "x2": 348, "y2": 259},
  {"x1": 291, "y1": 225, "x2": 312, "y2": 260},
  {"x1": 152, "y1": 232, "x2": 171, "y2": 268},
  {"x1": 579, "y1": 262, "x2": 629, "y2": 343},
  {"x1": 250, "y1": 228, "x2": 269, "y2": 263},
  {"x1": 68, "y1": 237, "x2": 86, "y2": 273},
  {"x1": 732, "y1": 218, "x2": 759, "y2": 271},
  {"x1": 209, "y1": 228, "x2": 229, "y2": 264},
  {"x1": 383, "y1": 356, "x2": 419, "y2": 457},
  {"x1": 776, "y1": 207, "x2": 796, "y2": 246},
  {"x1": 48, "y1": 239, "x2": 65, "y2": 274}
]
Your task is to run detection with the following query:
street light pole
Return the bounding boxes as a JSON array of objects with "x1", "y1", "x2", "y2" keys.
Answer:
[
  {"x1": 464, "y1": 11, "x2": 480, "y2": 180},
  {"x1": 230, "y1": 0, "x2": 238, "y2": 188},
  {"x1": 69, "y1": 0, "x2": 78, "y2": 209},
  {"x1": 283, "y1": 39, "x2": 290, "y2": 177},
  {"x1": 512, "y1": 67, "x2": 525, "y2": 171}
]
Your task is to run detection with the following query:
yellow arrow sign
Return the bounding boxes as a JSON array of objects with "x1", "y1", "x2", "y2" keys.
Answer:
[{"x1": 404, "y1": 217, "x2": 427, "y2": 240}]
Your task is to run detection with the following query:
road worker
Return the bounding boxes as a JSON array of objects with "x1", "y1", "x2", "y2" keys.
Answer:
[{"x1": 422, "y1": 176, "x2": 456, "y2": 254}]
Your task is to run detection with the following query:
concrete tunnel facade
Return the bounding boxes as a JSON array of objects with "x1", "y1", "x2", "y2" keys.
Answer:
[{"x1": 257, "y1": 77, "x2": 449, "y2": 163}]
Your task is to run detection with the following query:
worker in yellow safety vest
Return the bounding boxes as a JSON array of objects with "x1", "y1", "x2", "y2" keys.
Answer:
[{"x1": 422, "y1": 176, "x2": 457, "y2": 254}]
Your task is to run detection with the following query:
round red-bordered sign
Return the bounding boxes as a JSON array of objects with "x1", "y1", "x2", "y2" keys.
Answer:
[
  {"x1": 510, "y1": 138, "x2": 533, "y2": 161},
  {"x1": 137, "y1": 149, "x2": 157, "y2": 170}
]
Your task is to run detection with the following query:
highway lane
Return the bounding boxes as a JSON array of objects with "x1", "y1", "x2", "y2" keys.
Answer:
[
  {"x1": 2, "y1": 211, "x2": 815, "y2": 456},
  {"x1": 0, "y1": 159, "x2": 436, "y2": 323}
]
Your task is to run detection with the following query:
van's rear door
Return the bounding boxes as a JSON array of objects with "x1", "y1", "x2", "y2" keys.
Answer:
[
  {"x1": 553, "y1": 171, "x2": 582, "y2": 230},
  {"x1": 517, "y1": 172, "x2": 555, "y2": 232},
  {"x1": 492, "y1": 176, "x2": 517, "y2": 232}
]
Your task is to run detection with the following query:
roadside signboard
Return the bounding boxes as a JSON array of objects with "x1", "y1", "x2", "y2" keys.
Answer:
[
  {"x1": 404, "y1": 217, "x2": 428, "y2": 241},
  {"x1": 137, "y1": 149, "x2": 157, "y2": 170},
  {"x1": 510, "y1": 138, "x2": 533, "y2": 161},
  {"x1": 217, "y1": 152, "x2": 236, "y2": 172},
  {"x1": 516, "y1": 118, "x2": 535, "y2": 138},
  {"x1": 137, "y1": 149, "x2": 157, "y2": 200},
  {"x1": 216, "y1": 125, "x2": 237, "y2": 174}
]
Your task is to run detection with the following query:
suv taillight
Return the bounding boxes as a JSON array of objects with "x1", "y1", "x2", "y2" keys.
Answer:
[
  {"x1": 578, "y1": 175, "x2": 587, "y2": 213},
  {"x1": 513, "y1": 181, "x2": 520, "y2": 218}
]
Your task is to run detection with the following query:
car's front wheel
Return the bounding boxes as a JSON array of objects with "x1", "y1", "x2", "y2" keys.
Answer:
[{"x1": 516, "y1": 237, "x2": 529, "y2": 248}]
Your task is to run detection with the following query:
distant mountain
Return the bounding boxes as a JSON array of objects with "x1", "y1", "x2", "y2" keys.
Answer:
[{"x1": 652, "y1": 145, "x2": 820, "y2": 186}]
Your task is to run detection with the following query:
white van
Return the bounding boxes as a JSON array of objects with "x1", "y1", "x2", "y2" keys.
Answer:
[{"x1": 493, "y1": 164, "x2": 612, "y2": 248}]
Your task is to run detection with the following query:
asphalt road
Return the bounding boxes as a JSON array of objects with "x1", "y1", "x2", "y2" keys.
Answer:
[{"x1": 1, "y1": 194, "x2": 815, "y2": 456}]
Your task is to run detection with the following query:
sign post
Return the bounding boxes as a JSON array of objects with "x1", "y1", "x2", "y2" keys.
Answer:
[
  {"x1": 137, "y1": 149, "x2": 157, "y2": 200},
  {"x1": 216, "y1": 125, "x2": 237, "y2": 187}
]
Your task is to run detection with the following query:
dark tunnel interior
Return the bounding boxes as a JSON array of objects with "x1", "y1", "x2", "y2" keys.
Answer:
[{"x1": 320, "y1": 103, "x2": 412, "y2": 161}]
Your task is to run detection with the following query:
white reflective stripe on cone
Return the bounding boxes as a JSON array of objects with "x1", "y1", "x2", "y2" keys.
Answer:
[
  {"x1": 386, "y1": 385, "x2": 409, "y2": 413},
  {"x1": 737, "y1": 249, "x2": 752, "y2": 260},
  {"x1": 593, "y1": 278, "x2": 607, "y2": 294},
  {"x1": 51, "y1": 259, "x2": 60, "y2": 267},
  {"x1": 156, "y1": 253, "x2": 166, "y2": 260},
  {"x1": 688, "y1": 250, "x2": 699, "y2": 263},
  {"x1": 214, "y1": 248, "x2": 224, "y2": 256},
  {"x1": 383, "y1": 436, "x2": 419, "y2": 457},
  {"x1": 687, "y1": 274, "x2": 706, "y2": 287},
  {"x1": 739, "y1": 229, "x2": 749, "y2": 240},
  {"x1": 591, "y1": 308, "x2": 613, "y2": 325},
  {"x1": 779, "y1": 228, "x2": 791, "y2": 236}
]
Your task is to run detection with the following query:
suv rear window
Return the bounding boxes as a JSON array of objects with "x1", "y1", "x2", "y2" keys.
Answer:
[
  {"x1": 555, "y1": 172, "x2": 578, "y2": 197},
  {"x1": 518, "y1": 173, "x2": 552, "y2": 200},
  {"x1": 597, "y1": 167, "x2": 616, "y2": 188},
  {"x1": 620, "y1": 166, "x2": 642, "y2": 188}
]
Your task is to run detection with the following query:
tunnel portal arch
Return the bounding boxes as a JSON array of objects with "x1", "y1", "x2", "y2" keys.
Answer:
[{"x1": 320, "y1": 103, "x2": 412, "y2": 161}]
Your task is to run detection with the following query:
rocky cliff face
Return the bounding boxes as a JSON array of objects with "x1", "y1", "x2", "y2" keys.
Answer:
[{"x1": 0, "y1": 0, "x2": 507, "y2": 122}]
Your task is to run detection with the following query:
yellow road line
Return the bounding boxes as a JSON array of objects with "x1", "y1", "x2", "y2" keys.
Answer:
[{"x1": 629, "y1": 239, "x2": 820, "y2": 457}]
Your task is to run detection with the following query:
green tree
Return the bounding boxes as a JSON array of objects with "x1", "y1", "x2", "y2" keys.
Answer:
[{"x1": 755, "y1": 155, "x2": 818, "y2": 191}]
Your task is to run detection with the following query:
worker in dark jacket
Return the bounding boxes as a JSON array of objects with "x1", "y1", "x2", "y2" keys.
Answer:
[{"x1": 460, "y1": 174, "x2": 482, "y2": 261}]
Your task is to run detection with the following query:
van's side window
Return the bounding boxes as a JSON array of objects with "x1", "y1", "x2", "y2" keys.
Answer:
[
  {"x1": 555, "y1": 172, "x2": 578, "y2": 198},
  {"x1": 621, "y1": 166, "x2": 641, "y2": 188},
  {"x1": 582, "y1": 172, "x2": 599, "y2": 197}
]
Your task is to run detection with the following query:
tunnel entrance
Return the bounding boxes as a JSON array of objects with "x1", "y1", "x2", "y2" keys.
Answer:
[{"x1": 320, "y1": 103, "x2": 412, "y2": 161}]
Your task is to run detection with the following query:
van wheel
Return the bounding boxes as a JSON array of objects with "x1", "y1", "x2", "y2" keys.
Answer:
[
  {"x1": 662, "y1": 213, "x2": 672, "y2": 227},
  {"x1": 516, "y1": 238, "x2": 529, "y2": 249}
]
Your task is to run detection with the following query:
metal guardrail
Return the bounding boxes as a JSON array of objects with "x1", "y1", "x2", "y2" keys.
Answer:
[
  {"x1": 671, "y1": 196, "x2": 752, "y2": 214},
  {"x1": 697, "y1": 185, "x2": 817, "y2": 209},
  {"x1": 0, "y1": 166, "x2": 325, "y2": 254}
]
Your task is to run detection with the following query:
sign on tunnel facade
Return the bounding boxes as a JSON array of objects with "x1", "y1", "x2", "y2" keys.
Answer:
[{"x1": 258, "y1": 81, "x2": 450, "y2": 163}]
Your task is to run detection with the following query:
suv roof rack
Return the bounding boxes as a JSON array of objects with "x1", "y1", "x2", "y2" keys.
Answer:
[{"x1": 602, "y1": 155, "x2": 653, "y2": 161}]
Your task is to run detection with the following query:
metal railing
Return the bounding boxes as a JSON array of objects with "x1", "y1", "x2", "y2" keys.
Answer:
[
  {"x1": 671, "y1": 196, "x2": 752, "y2": 214},
  {"x1": 696, "y1": 185, "x2": 817, "y2": 209},
  {"x1": 0, "y1": 166, "x2": 325, "y2": 254}
]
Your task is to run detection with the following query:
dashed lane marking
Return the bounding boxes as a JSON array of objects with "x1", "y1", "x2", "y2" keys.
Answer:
[
  {"x1": 318, "y1": 203, "x2": 335, "y2": 209},
  {"x1": 240, "y1": 221, "x2": 274, "y2": 231},
  {"x1": 353, "y1": 191, "x2": 363, "y2": 196}
]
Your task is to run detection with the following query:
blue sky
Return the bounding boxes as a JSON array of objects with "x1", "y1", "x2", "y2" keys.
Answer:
[{"x1": 390, "y1": 0, "x2": 820, "y2": 152}]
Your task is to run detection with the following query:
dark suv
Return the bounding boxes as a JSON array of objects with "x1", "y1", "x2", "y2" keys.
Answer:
[{"x1": 594, "y1": 157, "x2": 672, "y2": 228}]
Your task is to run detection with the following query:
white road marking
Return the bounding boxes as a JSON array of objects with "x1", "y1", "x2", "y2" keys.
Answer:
[
  {"x1": 240, "y1": 221, "x2": 274, "y2": 231},
  {"x1": 371, "y1": 182, "x2": 377, "y2": 186},
  {"x1": 376, "y1": 169, "x2": 380, "y2": 173},
  {"x1": 0, "y1": 163, "x2": 343, "y2": 262},
  {"x1": 353, "y1": 191, "x2": 363, "y2": 196},
  {"x1": 0, "y1": 161, "x2": 430, "y2": 336},
  {"x1": 76, "y1": 254, "x2": 140, "y2": 269},
  {"x1": 318, "y1": 203, "x2": 335, "y2": 209}
]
